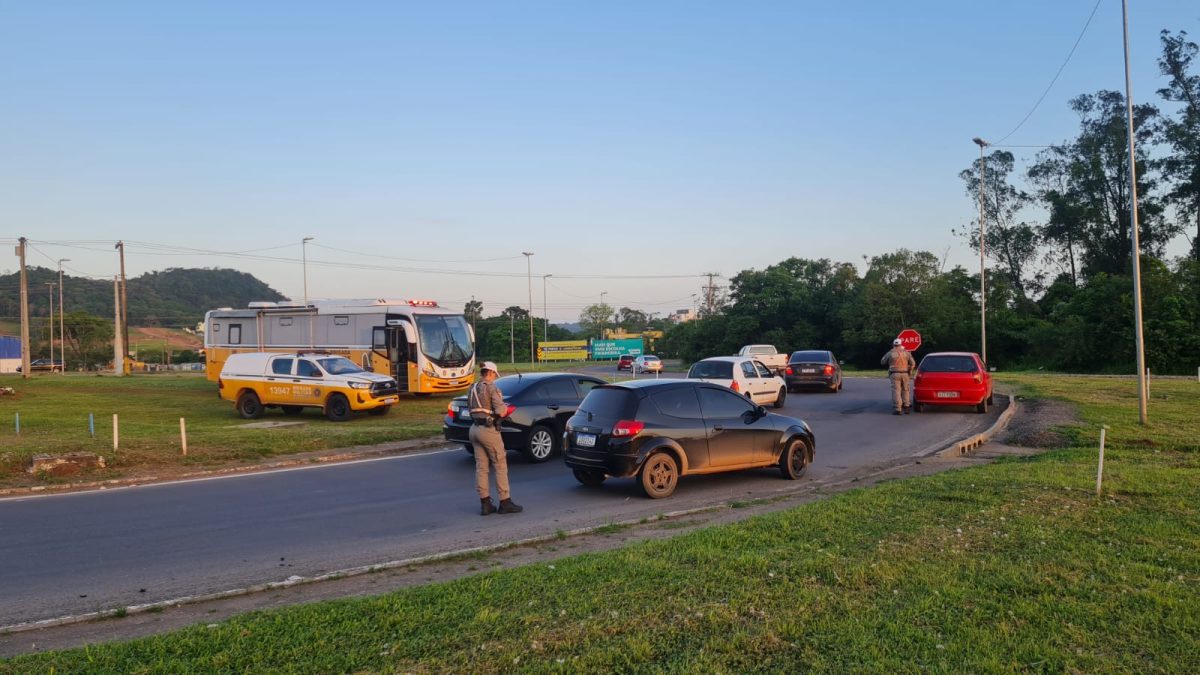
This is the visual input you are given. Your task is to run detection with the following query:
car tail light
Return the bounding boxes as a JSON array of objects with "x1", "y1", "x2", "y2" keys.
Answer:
[
  {"x1": 611, "y1": 420, "x2": 645, "y2": 437},
  {"x1": 447, "y1": 402, "x2": 456, "y2": 415},
  {"x1": 785, "y1": 366, "x2": 793, "y2": 376},
  {"x1": 730, "y1": 379, "x2": 740, "y2": 393},
  {"x1": 973, "y1": 373, "x2": 982, "y2": 384},
  {"x1": 823, "y1": 365, "x2": 833, "y2": 375},
  {"x1": 504, "y1": 404, "x2": 516, "y2": 417}
]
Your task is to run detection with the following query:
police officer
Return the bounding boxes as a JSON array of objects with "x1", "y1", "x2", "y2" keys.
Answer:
[
  {"x1": 880, "y1": 338, "x2": 917, "y2": 415},
  {"x1": 468, "y1": 361, "x2": 523, "y2": 515}
]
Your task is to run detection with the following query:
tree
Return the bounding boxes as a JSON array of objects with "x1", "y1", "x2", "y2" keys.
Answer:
[
  {"x1": 579, "y1": 303, "x2": 614, "y2": 338},
  {"x1": 61, "y1": 311, "x2": 114, "y2": 368},
  {"x1": 956, "y1": 149, "x2": 1041, "y2": 301},
  {"x1": 1157, "y1": 30, "x2": 1200, "y2": 259},
  {"x1": 463, "y1": 299, "x2": 483, "y2": 324},
  {"x1": 615, "y1": 307, "x2": 649, "y2": 332}
]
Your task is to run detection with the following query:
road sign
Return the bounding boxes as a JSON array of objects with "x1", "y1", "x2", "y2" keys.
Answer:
[{"x1": 896, "y1": 329, "x2": 922, "y2": 351}]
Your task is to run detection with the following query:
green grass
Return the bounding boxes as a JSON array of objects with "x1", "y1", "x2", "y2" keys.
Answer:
[
  {"x1": 0, "y1": 373, "x2": 452, "y2": 486},
  {"x1": 3, "y1": 375, "x2": 1198, "y2": 672}
]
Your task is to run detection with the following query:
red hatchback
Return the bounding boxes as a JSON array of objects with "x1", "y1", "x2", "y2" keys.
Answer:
[
  {"x1": 616, "y1": 355, "x2": 635, "y2": 371},
  {"x1": 912, "y1": 352, "x2": 994, "y2": 414}
]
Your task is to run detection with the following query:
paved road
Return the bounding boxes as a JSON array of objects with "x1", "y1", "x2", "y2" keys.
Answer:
[{"x1": 0, "y1": 376, "x2": 1001, "y2": 627}]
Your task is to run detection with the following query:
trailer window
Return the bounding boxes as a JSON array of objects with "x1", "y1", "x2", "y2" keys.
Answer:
[{"x1": 228, "y1": 324, "x2": 242, "y2": 345}]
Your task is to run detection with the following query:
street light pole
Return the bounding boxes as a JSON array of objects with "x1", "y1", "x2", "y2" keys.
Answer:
[
  {"x1": 972, "y1": 137, "x2": 989, "y2": 367},
  {"x1": 58, "y1": 259, "x2": 69, "y2": 372},
  {"x1": 302, "y1": 237, "x2": 314, "y2": 347},
  {"x1": 600, "y1": 291, "x2": 608, "y2": 339},
  {"x1": 542, "y1": 274, "x2": 552, "y2": 343},
  {"x1": 1121, "y1": 0, "x2": 1148, "y2": 424},
  {"x1": 45, "y1": 282, "x2": 55, "y2": 367},
  {"x1": 522, "y1": 252, "x2": 534, "y2": 364}
]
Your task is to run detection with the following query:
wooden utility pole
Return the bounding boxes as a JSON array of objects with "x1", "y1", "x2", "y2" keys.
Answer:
[
  {"x1": 45, "y1": 282, "x2": 56, "y2": 366},
  {"x1": 700, "y1": 272, "x2": 722, "y2": 317},
  {"x1": 18, "y1": 238, "x2": 30, "y2": 378},
  {"x1": 113, "y1": 276, "x2": 125, "y2": 377},
  {"x1": 116, "y1": 241, "x2": 129, "y2": 363}
]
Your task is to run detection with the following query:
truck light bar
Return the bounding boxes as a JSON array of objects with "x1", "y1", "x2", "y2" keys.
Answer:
[{"x1": 408, "y1": 300, "x2": 438, "y2": 307}]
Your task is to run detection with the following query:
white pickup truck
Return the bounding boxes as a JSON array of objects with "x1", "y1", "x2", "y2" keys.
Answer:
[{"x1": 735, "y1": 345, "x2": 788, "y2": 374}]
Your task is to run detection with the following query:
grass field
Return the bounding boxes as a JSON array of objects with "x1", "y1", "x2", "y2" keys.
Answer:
[{"x1": 2, "y1": 374, "x2": 1196, "y2": 671}]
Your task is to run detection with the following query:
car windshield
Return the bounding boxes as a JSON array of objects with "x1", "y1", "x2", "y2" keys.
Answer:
[
  {"x1": 317, "y1": 357, "x2": 365, "y2": 375},
  {"x1": 688, "y1": 360, "x2": 734, "y2": 379},
  {"x1": 920, "y1": 355, "x2": 978, "y2": 373},
  {"x1": 415, "y1": 314, "x2": 474, "y2": 367},
  {"x1": 790, "y1": 351, "x2": 829, "y2": 363}
]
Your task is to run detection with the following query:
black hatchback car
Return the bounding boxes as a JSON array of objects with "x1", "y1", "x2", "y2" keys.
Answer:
[
  {"x1": 444, "y1": 373, "x2": 607, "y2": 462},
  {"x1": 785, "y1": 350, "x2": 842, "y2": 393},
  {"x1": 563, "y1": 380, "x2": 815, "y2": 498}
]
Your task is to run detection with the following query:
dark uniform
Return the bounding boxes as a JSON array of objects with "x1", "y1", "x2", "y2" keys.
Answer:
[{"x1": 880, "y1": 345, "x2": 916, "y2": 414}]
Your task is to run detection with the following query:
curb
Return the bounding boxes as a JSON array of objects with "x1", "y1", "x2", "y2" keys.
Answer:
[
  {"x1": 0, "y1": 436, "x2": 449, "y2": 498},
  {"x1": 929, "y1": 394, "x2": 1018, "y2": 458}
]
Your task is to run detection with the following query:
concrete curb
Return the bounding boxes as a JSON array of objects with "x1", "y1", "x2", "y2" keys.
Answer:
[
  {"x1": 0, "y1": 436, "x2": 449, "y2": 498},
  {"x1": 929, "y1": 394, "x2": 1018, "y2": 458}
]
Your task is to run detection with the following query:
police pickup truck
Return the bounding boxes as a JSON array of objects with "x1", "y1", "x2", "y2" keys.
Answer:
[
  {"x1": 735, "y1": 345, "x2": 788, "y2": 375},
  {"x1": 218, "y1": 352, "x2": 399, "y2": 421}
]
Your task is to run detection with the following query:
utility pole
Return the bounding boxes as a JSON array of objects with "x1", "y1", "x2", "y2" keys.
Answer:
[
  {"x1": 1121, "y1": 0, "x2": 1148, "y2": 424},
  {"x1": 17, "y1": 237, "x2": 30, "y2": 378},
  {"x1": 302, "y1": 237, "x2": 314, "y2": 347},
  {"x1": 542, "y1": 274, "x2": 552, "y2": 343},
  {"x1": 58, "y1": 259, "x2": 69, "y2": 373},
  {"x1": 522, "y1": 251, "x2": 534, "y2": 364},
  {"x1": 600, "y1": 291, "x2": 608, "y2": 338},
  {"x1": 45, "y1": 282, "x2": 56, "y2": 365},
  {"x1": 115, "y1": 241, "x2": 128, "y2": 365},
  {"x1": 509, "y1": 313, "x2": 515, "y2": 364},
  {"x1": 113, "y1": 276, "x2": 125, "y2": 377},
  {"x1": 972, "y1": 137, "x2": 989, "y2": 367},
  {"x1": 700, "y1": 272, "x2": 721, "y2": 316}
]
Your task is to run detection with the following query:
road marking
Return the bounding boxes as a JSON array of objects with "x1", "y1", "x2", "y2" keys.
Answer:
[{"x1": 0, "y1": 446, "x2": 462, "y2": 503}]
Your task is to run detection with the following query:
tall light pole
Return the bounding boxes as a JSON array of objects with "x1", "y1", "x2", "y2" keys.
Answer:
[
  {"x1": 522, "y1": 252, "x2": 534, "y2": 364},
  {"x1": 542, "y1": 274, "x2": 552, "y2": 342},
  {"x1": 302, "y1": 237, "x2": 314, "y2": 347},
  {"x1": 57, "y1": 259, "x2": 69, "y2": 372},
  {"x1": 972, "y1": 137, "x2": 989, "y2": 367},
  {"x1": 1121, "y1": 0, "x2": 1148, "y2": 424},
  {"x1": 45, "y1": 282, "x2": 55, "y2": 365},
  {"x1": 600, "y1": 291, "x2": 608, "y2": 339}
]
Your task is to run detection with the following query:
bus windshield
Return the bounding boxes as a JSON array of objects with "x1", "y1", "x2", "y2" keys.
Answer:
[{"x1": 415, "y1": 314, "x2": 474, "y2": 367}]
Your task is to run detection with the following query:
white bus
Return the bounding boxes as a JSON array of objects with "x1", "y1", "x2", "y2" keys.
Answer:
[{"x1": 203, "y1": 299, "x2": 475, "y2": 394}]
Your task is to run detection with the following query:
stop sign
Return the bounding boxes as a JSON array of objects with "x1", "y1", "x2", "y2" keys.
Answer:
[{"x1": 896, "y1": 329, "x2": 922, "y2": 352}]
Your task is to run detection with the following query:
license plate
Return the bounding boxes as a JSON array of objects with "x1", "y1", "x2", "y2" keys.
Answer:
[
  {"x1": 801, "y1": 368, "x2": 816, "y2": 374},
  {"x1": 382, "y1": 398, "x2": 397, "y2": 404},
  {"x1": 577, "y1": 433, "x2": 596, "y2": 447},
  {"x1": 936, "y1": 391, "x2": 959, "y2": 398}
]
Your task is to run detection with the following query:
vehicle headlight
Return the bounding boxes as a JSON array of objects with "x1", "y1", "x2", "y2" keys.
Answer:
[{"x1": 348, "y1": 381, "x2": 370, "y2": 390}]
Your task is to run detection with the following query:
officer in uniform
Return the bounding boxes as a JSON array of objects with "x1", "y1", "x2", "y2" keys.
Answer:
[
  {"x1": 468, "y1": 361, "x2": 523, "y2": 515},
  {"x1": 880, "y1": 338, "x2": 917, "y2": 415}
]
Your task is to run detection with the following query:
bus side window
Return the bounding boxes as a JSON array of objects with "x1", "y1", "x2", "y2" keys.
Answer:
[{"x1": 372, "y1": 328, "x2": 387, "y2": 355}]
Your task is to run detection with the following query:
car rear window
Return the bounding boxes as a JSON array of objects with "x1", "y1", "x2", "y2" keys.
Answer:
[
  {"x1": 494, "y1": 376, "x2": 534, "y2": 397},
  {"x1": 688, "y1": 360, "x2": 734, "y2": 379},
  {"x1": 920, "y1": 355, "x2": 978, "y2": 373},
  {"x1": 579, "y1": 387, "x2": 638, "y2": 418},
  {"x1": 530, "y1": 378, "x2": 579, "y2": 401},
  {"x1": 790, "y1": 351, "x2": 829, "y2": 363},
  {"x1": 650, "y1": 387, "x2": 702, "y2": 419}
]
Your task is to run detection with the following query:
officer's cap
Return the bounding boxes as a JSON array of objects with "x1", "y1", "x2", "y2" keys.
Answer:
[{"x1": 481, "y1": 361, "x2": 500, "y2": 374}]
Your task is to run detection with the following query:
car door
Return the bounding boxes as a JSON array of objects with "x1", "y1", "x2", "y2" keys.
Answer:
[
  {"x1": 697, "y1": 386, "x2": 775, "y2": 466},
  {"x1": 739, "y1": 360, "x2": 766, "y2": 404},
  {"x1": 752, "y1": 361, "x2": 778, "y2": 403},
  {"x1": 541, "y1": 376, "x2": 583, "y2": 431},
  {"x1": 266, "y1": 356, "x2": 296, "y2": 403},
  {"x1": 647, "y1": 386, "x2": 710, "y2": 471},
  {"x1": 294, "y1": 358, "x2": 326, "y2": 404}
]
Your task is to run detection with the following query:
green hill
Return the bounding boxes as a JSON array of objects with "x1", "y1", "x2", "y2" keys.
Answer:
[{"x1": 0, "y1": 267, "x2": 286, "y2": 328}]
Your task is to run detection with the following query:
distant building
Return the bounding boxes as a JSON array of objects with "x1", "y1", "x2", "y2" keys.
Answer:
[
  {"x1": 668, "y1": 308, "x2": 696, "y2": 323},
  {"x1": 0, "y1": 335, "x2": 21, "y2": 373}
]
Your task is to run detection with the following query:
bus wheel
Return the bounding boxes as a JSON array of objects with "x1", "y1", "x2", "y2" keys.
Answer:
[
  {"x1": 367, "y1": 405, "x2": 391, "y2": 416},
  {"x1": 237, "y1": 391, "x2": 264, "y2": 419},
  {"x1": 325, "y1": 394, "x2": 352, "y2": 422}
]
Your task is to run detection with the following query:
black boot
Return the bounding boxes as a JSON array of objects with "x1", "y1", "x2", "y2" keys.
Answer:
[
  {"x1": 903, "y1": 406, "x2": 911, "y2": 415},
  {"x1": 480, "y1": 497, "x2": 497, "y2": 516},
  {"x1": 498, "y1": 498, "x2": 523, "y2": 514}
]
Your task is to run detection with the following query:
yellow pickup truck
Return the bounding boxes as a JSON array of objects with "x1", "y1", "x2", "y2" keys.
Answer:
[{"x1": 218, "y1": 352, "x2": 399, "y2": 421}]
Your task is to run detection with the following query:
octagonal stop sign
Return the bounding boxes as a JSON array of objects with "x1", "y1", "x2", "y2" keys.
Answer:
[{"x1": 896, "y1": 329, "x2": 922, "y2": 352}]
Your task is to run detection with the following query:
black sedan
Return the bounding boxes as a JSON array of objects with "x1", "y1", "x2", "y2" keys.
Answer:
[
  {"x1": 563, "y1": 380, "x2": 815, "y2": 498},
  {"x1": 784, "y1": 350, "x2": 843, "y2": 393},
  {"x1": 443, "y1": 373, "x2": 607, "y2": 462}
]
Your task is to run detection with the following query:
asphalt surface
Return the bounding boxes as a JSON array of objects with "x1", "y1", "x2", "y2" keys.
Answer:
[{"x1": 0, "y1": 374, "x2": 1002, "y2": 628}]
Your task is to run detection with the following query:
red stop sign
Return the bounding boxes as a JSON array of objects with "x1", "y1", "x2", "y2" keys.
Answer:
[{"x1": 896, "y1": 329, "x2": 922, "y2": 352}]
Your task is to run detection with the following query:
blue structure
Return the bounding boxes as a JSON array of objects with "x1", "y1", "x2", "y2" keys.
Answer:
[{"x1": 0, "y1": 335, "x2": 20, "y2": 359}]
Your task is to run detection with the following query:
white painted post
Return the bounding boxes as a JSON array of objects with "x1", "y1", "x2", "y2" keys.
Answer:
[
  {"x1": 1096, "y1": 426, "x2": 1107, "y2": 497},
  {"x1": 180, "y1": 417, "x2": 188, "y2": 456},
  {"x1": 1145, "y1": 368, "x2": 1150, "y2": 401},
  {"x1": 112, "y1": 413, "x2": 119, "y2": 451}
]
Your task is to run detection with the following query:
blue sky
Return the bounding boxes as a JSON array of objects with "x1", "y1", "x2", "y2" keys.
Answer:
[{"x1": 2, "y1": 1, "x2": 1198, "y2": 323}]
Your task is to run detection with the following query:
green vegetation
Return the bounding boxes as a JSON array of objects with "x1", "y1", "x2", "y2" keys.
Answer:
[
  {"x1": 0, "y1": 374, "x2": 450, "y2": 486},
  {"x1": 4, "y1": 375, "x2": 1196, "y2": 671}
]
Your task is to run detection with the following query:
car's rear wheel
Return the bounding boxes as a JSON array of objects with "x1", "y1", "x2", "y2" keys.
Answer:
[
  {"x1": 573, "y1": 468, "x2": 606, "y2": 487},
  {"x1": 523, "y1": 425, "x2": 557, "y2": 463},
  {"x1": 773, "y1": 387, "x2": 786, "y2": 408},
  {"x1": 281, "y1": 405, "x2": 303, "y2": 416},
  {"x1": 236, "y1": 391, "x2": 264, "y2": 419},
  {"x1": 987, "y1": 393, "x2": 995, "y2": 405},
  {"x1": 639, "y1": 451, "x2": 679, "y2": 499},
  {"x1": 367, "y1": 405, "x2": 391, "y2": 416},
  {"x1": 975, "y1": 398, "x2": 989, "y2": 414},
  {"x1": 325, "y1": 393, "x2": 352, "y2": 422},
  {"x1": 779, "y1": 438, "x2": 810, "y2": 480}
]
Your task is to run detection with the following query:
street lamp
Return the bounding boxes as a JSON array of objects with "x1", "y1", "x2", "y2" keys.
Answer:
[
  {"x1": 302, "y1": 237, "x2": 314, "y2": 347},
  {"x1": 45, "y1": 282, "x2": 55, "y2": 367},
  {"x1": 57, "y1": 258, "x2": 69, "y2": 372},
  {"x1": 972, "y1": 137, "x2": 989, "y2": 367},
  {"x1": 522, "y1": 252, "x2": 534, "y2": 364},
  {"x1": 542, "y1": 274, "x2": 552, "y2": 343}
]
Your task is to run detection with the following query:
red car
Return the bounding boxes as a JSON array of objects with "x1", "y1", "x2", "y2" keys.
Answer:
[
  {"x1": 616, "y1": 355, "x2": 635, "y2": 371},
  {"x1": 912, "y1": 352, "x2": 994, "y2": 414}
]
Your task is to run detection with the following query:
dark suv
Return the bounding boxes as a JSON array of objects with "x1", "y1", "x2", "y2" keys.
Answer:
[{"x1": 563, "y1": 380, "x2": 815, "y2": 498}]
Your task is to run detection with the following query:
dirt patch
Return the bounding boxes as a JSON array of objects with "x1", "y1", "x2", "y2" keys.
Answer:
[{"x1": 998, "y1": 397, "x2": 1080, "y2": 448}]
